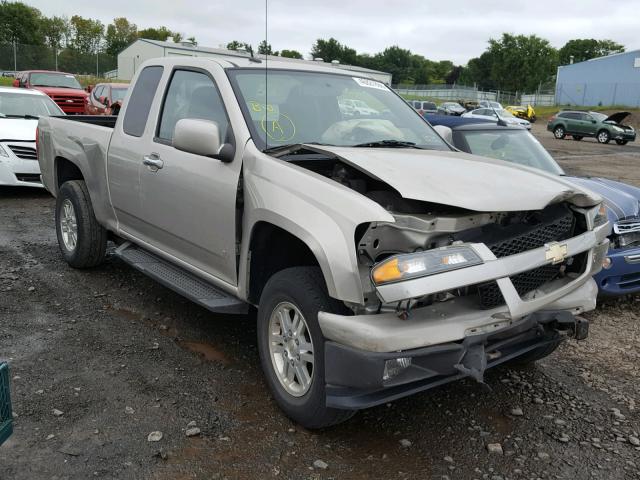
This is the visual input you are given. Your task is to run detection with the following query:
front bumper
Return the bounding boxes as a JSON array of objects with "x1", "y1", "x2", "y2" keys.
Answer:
[
  {"x1": 0, "y1": 141, "x2": 43, "y2": 188},
  {"x1": 324, "y1": 309, "x2": 587, "y2": 409},
  {"x1": 594, "y1": 245, "x2": 640, "y2": 295},
  {"x1": 612, "y1": 130, "x2": 636, "y2": 142}
]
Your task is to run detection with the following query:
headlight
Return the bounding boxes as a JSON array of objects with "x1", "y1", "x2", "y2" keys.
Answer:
[
  {"x1": 594, "y1": 204, "x2": 608, "y2": 227},
  {"x1": 0, "y1": 144, "x2": 9, "y2": 158},
  {"x1": 372, "y1": 246, "x2": 483, "y2": 285},
  {"x1": 613, "y1": 126, "x2": 624, "y2": 132}
]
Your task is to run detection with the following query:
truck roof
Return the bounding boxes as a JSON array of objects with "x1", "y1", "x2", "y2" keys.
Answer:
[
  {"x1": 144, "y1": 55, "x2": 383, "y2": 80},
  {"x1": 0, "y1": 86, "x2": 49, "y2": 96}
]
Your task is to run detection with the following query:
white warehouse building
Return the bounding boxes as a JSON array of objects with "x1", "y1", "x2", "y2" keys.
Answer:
[{"x1": 117, "y1": 39, "x2": 393, "y2": 85}]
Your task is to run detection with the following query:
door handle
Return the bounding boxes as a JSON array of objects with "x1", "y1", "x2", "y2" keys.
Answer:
[{"x1": 143, "y1": 154, "x2": 164, "y2": 170}]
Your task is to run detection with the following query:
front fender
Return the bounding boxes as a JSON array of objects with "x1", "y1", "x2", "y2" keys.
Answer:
[{"x1": 238, "y1": 146, "x2": 394, "y2": 304}]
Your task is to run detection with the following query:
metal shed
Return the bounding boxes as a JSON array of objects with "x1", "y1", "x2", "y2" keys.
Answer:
[
  {"x1": 555, "y1": 49, "x2": 640, "y2": 107},
  {"x1": 117, "y1": 39, "x2": 392, "y2": 85}
]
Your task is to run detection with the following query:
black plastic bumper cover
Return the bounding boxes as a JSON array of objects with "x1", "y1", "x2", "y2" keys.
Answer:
[{"x1": 324, "y1": 310, "x2": 586, "y2": 410}]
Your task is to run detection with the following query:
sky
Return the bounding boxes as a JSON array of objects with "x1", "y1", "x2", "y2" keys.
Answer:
[{"x1": 26, "y1": 0, "x2": 640, "y2": 64}]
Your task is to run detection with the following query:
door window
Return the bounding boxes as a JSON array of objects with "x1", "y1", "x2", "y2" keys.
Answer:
[
  {"x1": 123, "y1": 66, "x2": 164, "y2": 137},
  {"x1": 156, "y1": 69, "x2": 229, "y2": 143},
  {"x1": 93, "y1": 85, "x2": 105, "y2": 101}
]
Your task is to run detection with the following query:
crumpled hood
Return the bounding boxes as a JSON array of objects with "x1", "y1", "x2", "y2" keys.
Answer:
[
  {"x1": 604, "y1": 111, "x2": 631, "y2": 125},
  {"x1": 567, "y1": 176, "x2": 640, "y2": 222},
  {"x1": 0, "y1": 118, "x2": 38, "y2": 141},
  {"x1": 306, "y1": 145, "x2": 601, "y2": 212}
]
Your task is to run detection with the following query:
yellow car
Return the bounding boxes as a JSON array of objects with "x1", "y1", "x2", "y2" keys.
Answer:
[{"x1": 506, "y1": 104, "x2": 536, "y2": 123}]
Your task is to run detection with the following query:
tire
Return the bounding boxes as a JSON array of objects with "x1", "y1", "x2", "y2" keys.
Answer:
[
  {"x1": 597, "y1": 129, "x2": 611, "y2": 144},
  {"x1": 615, "y1": 139, "x2": 628, "y2": 145},
  {"x1": 572, "y1": 135, "x2": 583, "y2": 141},
  {"x1": 553, "y1": 125, "x2": 566, "y2": 139},
  {"x1": 507, "y1": 339, "x2": 562, "y2": 367},
  {"x1": 257, "y1": 266, "x2": 355, "y2": 429},
  {"x1": 55, "y1": 180, "x2": 107, "y2": 268}
]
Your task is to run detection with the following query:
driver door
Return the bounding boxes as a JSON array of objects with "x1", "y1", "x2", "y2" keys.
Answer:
[{"x1": 136, "y1": 68, "x2": 242, "y2": 286}]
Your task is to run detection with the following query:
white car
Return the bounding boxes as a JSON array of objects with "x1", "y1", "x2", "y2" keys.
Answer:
[
  {"x1": 479, "y1": 100, "x2": 503, "y2": 109},
  {"x1": 462, "y1": 107, "x2": 531, "y2": 130},
  {"x1": 0, "y1": 86, "x2": 63, "y2": 187},
  {"x1": 340, "y1": 98, "x2": 379, "y2": 115}
]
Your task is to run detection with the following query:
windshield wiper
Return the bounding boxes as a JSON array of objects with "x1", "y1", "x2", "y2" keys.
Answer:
[
  {"x1": 263, "y1": 142, "x2": 335, "y2": 155},
  {"x1": 6, "y1": 114, "x2": 40, "y2": 119},
  {"x1": 352, "y1": 139, "x2": 424, "y2": 149}
]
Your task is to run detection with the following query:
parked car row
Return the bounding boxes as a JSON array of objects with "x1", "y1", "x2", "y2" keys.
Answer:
[{"x1": 12, "y1": 70, "x2": 129, "y2": 116}]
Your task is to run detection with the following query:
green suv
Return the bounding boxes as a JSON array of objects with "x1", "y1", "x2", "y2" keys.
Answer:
[{"x1": 547, "y1": 111, "x2": 636, "y2": 145}]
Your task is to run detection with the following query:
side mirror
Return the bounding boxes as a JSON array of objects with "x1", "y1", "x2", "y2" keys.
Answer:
[
  {"x1": 173, "y1": 118, "x2": 234, "y2": 162},
  {"x1": 433, "y1": 125, "x2": 453, "y2": 144}
]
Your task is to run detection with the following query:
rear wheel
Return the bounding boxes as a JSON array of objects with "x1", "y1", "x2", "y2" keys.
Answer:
[
  {"x1": 615, "y1": 139, "x2": 628, "y2": 145},
  {"x1": 572, "y1": 135, "x2": 583, "y2": 141},
  {"x1": 257, "y1": 267, "x2": 355, "y2": 429},
  {"x1": 55, "y1": 180, "x2": 107, "y2": 268},
  {"x1": 597, "y1": 129, "x2": 611, "y2": 144},
  {"x1": 553, "y1": 126, "x2": 566, "y2": 139}
]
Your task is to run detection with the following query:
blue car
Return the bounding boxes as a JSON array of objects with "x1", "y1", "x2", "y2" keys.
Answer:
[{"x1": 427, "y1": 114, "x2": 640, "y2": 296}]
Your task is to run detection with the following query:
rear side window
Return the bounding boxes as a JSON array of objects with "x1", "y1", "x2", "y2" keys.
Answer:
[
  {"x1": 123, "y1": 66, "x2": 163, "y2": 137},
  {"x1": 156, "y1": 69, "x2": 229, "y2": 143}
]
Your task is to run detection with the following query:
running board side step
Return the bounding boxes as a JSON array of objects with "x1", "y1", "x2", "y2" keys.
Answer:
[{"x1": 114, "y1": 242, "x2": 248, "y2": 314}]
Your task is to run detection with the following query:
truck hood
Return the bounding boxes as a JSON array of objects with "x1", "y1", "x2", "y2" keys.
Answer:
[
  {"x1": 306, "y1": 145, "x2": 601, "y2": 212},
  {"x1": 0, "y1": 118, "x2": 38, "y2": 141},
  {"x1": 604, "y1": 111, "x2": 631, "y2": 125},
  {"x1": 32, "y1": 86, "x2": 87, "y2": 97},
  {"x1": 566, "y1": 176, "x2": 640, "y2": 222}
]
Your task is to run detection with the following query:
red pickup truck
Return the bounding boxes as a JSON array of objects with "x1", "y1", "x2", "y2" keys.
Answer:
[{"x1": 13, "y1": 70, "x2": 88, "y2": 114}]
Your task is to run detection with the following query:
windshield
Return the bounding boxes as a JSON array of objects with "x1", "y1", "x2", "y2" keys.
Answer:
[
  {"x1": 591, "y1": 112, "x2": 607, "y2": 122},
  {"x1": 111, "y1": 87, "x2": 128, "y2": 103},
  {"x1": 456, "y1": 128, "x2": 564, "y2": 175},
  {"x1": 495, "y1": 109, "x2": 515, "y2": 118},
  {"x1": 443, "y1": 102, "x2": 460, "y2": 107},
  {"x1": 30, "y1": 72, "x2": 82, "y2": 89},
  {"x1": 0, "y1": 91, "x2": 64, "y2": 117},
  {"x1": 227, "y1": 69, "x2": 449, "y2": 151}
]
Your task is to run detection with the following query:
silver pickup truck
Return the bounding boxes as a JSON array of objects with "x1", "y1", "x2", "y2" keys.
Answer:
[{"x1": 38, "y1": 57, "x2": 610, "y2": 428}]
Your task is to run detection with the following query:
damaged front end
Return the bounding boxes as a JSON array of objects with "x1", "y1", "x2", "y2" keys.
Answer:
[{"x1": 288, "y1": 145, "x2": 609, "y2": 407}]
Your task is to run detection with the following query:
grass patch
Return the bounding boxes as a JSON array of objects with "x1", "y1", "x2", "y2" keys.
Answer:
[{"x1": 0, "y1": 77, "x2": 14, "y2": 86}]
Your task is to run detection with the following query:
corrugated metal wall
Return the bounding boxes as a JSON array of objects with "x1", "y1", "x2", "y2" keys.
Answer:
[{"x1": 555, "y1": 50, "x2": 640, "y2": 107}]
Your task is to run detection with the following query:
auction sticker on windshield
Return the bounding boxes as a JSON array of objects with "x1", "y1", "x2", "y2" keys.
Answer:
[{"x1": 353, "y1": 77, "x2": 387, "y2": 91}]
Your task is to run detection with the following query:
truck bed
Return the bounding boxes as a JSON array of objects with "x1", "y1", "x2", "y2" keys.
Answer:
[{"x1": 51, "y1": 115, "x2": 118, "y2": 128}]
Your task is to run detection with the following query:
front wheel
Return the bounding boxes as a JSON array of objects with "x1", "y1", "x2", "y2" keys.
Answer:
[
  {"x1": 616, "y1": 139, "x2": 628, "y2": 145},
  {"x1": 597, "y1": 130, "x2": 611, "y2": 144},
  {"x1": 553, "y1": 126, "x2": 566, "y2": 139},
  {"x1": 55, "y1": 180, "x2": 107, "y2": 268},
  {"x1": 257, "y1": 267, "x2": 355, "y2": 429}
]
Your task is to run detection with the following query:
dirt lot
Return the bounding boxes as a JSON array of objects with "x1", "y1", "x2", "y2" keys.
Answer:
[{"x1": 2, "y1": 129, "x2": 640, "y2": 479}]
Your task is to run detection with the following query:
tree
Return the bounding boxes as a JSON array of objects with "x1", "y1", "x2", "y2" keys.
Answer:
[
  {"x1": 257, "y1": 40, "x2": 276, "y2": 55},
  {"x1": 105, "y1": 17, "x2": 138, "y2": 55},
  {"x1": 486, "y1": 33, "x2": 558, "y2": 92},
  {"x1": 69, "y1": 15, "x2": 104, "y2": 53},
  {"x1": 458, "y1": 51, "x2": 497, "y2": 89},
  {"x1": 40, "y1": 15, "x2": 69, "y2": 50},
  {"x1": 280, "y1": 49, "x2": 302, "y2": 59},
  {"x1": 0, "y1": 1, "x2": 44, "y2": 45},
  {"x1": 227, "y1": 40, "x2": 253, "y2": 55},
  {"x1": 311, "y1": 38, "x2": 356, "y2": 64},
  {"x1": 138, "y1": 26, "x2": 174, "y2": 41},
  {"x1": 186, "y1": 36, "x2": 197, "y2": 45},
  {"x1": 558, "y1": 38, "x2": 625, "y2": 65}
]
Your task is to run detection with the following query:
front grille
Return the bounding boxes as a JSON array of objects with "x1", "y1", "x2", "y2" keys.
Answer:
[
  {"x1": 51, "y1": 95, "x2": 85, "y2": 110},
  {"x1": 614, "y1": 219, "x2": 640, "y2": 235},
  {"x1": 8, "y1": 145, "x2": 36, "y2": 160},
  {"x1": 472, "y1": 204, "x2": 576, "y2": 308}
]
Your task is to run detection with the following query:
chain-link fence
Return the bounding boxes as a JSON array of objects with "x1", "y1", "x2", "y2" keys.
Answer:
[
  {"x1": 0, "y1": 43, "x2": 116, "y2": 77},
  {"x1": 393, "y1": 83, "x2": 522, "y2": 106}
]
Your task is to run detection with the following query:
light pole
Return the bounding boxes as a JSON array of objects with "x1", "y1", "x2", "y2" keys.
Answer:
[{"x1": 13, "y1": 39, "x2": 17, "y2": 72}]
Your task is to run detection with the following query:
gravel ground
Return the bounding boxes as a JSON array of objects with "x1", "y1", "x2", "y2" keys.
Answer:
[{"x1": 1, "y1": 130, "x2": 640, "y2": 479}]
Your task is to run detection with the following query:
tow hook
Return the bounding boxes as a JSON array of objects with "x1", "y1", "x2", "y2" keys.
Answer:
[{"x1": 555, "y1": 313, "x2": 589, "y2": 341}]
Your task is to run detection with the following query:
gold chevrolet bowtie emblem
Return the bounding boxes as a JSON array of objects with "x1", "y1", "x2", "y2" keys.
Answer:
[{"x1": 545, "y1": 242, "x2": 568, "y2": 264}]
